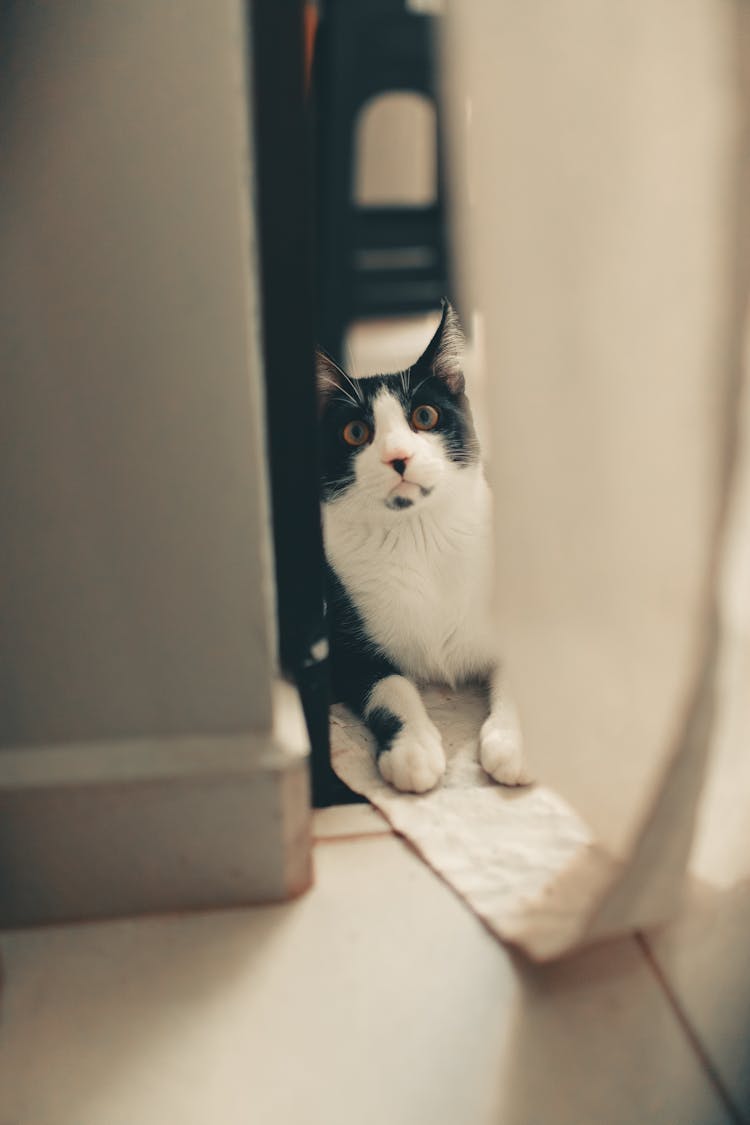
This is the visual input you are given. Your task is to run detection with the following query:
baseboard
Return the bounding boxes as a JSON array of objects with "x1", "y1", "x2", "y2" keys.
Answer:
[{"x1": 0, "y1": 682, "x2": 312, "y2": 928}]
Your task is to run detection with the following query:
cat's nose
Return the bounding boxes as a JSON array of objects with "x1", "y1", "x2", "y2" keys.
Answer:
[{"x1": 385, "y1": 454, "x2": 411, "y2": 476}]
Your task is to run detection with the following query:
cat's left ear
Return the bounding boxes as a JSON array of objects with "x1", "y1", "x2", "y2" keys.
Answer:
[{"x1": 415, "y1": 298, "x2": 465, "y2": 395}]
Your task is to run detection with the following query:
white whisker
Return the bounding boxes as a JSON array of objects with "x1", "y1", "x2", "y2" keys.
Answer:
[
  {"x1": 345, "y1": 341, "x2": 360, "y2": 381},
  {"x1": 319, "y1": 349, "x2": 364, "y2": 404},
  {"x1": 330, "y1": 354, "x2": 363, "y2": 404},
  {"x1": 319, "y1": 373, "x2": 358, "y2": 406},
  {"x1": 400, "y1": 367, "x2": 411, "y2": 395},
  {"x1": 409, "y1": 372, "x2": 433, "y2": 398},
  {"x1": 342, "y1": 370, "x2": 365, "y2": 404}
]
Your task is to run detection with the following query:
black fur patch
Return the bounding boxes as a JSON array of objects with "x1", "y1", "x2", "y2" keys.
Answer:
[
  {"x1": 325, "y1": 563, "x2": 397, "y2": 710},
  {"x1": 367, "y1": 706, "x2": 403, "y2": 757},
  {"x1": 325, "y1": 563, "x2": 410, "y2": 757}
]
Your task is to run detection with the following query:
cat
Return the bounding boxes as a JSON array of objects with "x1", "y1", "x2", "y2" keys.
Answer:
[{"x1": 319, "y1": 300, "x2": 532, "y2": 793}]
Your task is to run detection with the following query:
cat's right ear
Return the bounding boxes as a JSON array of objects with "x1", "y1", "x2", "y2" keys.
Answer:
[{"x1": 315, "y1": 351, "x2": 349, "y2": 413}]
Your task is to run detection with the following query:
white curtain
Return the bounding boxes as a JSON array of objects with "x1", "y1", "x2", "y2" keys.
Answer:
[{"x1": 446, "y1": 0, "x2": 750, "y2": 951}]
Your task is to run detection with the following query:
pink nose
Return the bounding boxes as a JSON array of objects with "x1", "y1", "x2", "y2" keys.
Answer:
[{"x1": 383, "y1": 451, "x2": 411, "y2": 476}]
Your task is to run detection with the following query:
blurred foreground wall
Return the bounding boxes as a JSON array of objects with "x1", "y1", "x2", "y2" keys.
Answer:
[{"x1": 0, "y1": 0, "x2": 310, "y2": 925}]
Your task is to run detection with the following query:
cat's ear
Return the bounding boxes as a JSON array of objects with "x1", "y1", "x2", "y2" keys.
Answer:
[
  {"x1": 416, "y1": 298, "x2": 465, "y2": 395},
  {"x1": 315, "y1": 350, "x2": 349, "y2": 411}
]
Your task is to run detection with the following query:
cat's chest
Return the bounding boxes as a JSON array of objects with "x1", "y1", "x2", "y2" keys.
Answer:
[{"x1": 329, "y1": 515, "x2": 494, "y2": 684}]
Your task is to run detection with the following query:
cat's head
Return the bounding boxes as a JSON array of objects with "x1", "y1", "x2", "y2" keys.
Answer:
[{"x1": 317, "y1": 300, "x2": 480, "y2": 515}]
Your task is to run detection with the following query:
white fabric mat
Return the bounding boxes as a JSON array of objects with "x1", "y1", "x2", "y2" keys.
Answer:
[{"x1": 330, "y1": 685, "x2": 616, "y2": 960}]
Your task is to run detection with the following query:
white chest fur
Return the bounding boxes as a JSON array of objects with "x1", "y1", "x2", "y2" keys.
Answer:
[{"x1": 324, "y1": 467, "x2": 496, "y2": 685}]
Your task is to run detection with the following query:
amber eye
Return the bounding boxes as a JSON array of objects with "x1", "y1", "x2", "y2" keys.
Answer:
[
  {"x1": 411, "y1": 404, "x2": 440, "y2": 431},
  {"x1": 342, "y1": 419, "x2": 370, "y2": 447}
]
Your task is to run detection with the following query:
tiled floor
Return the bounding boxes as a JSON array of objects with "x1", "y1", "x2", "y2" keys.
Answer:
[{"x1": 0, "y1": 806, "x2": 746, "y2": 1125}]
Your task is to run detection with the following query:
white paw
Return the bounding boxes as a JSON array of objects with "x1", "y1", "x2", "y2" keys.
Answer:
[
  {"x1": 378, "y1": 724, "x2": 446, "y2": 793},
  {"x1": 479, "y1": 712, "x2": 533, "y2": 787}
]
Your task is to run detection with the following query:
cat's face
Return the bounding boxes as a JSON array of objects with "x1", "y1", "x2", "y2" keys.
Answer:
[{"x1": 318, "y1": 301, "x2": 479, "y2": 515}]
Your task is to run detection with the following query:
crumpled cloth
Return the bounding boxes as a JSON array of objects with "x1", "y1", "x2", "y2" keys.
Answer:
[{"x1": 330, "y1": 684, "x2": 614, "y2": 960}]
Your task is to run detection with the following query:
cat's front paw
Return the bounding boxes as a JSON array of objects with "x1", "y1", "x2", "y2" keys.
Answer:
[
  {"x1": 378, "y1": 724, "x2": 446, "y2": 793},
  {"x1": 479, "y1": 712, "x2": 533, "y2": 787}
]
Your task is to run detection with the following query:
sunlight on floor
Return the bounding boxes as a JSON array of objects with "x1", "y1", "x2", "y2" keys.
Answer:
[{"x1": 0, "y1": 815, "x2": 739, "y2": 1125}]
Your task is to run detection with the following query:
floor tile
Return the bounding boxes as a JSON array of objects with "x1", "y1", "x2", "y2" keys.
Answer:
[{"x1": 0, "y1": 835, "x2": 730, "y2": 1125}]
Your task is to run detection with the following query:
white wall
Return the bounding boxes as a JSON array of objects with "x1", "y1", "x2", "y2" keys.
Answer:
[{"x1": 0, "y1": 1, "x2": 277, "y2": 747}]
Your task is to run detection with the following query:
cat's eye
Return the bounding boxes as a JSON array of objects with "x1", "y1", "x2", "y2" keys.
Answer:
[
  {"x1": 342, "y1": 419, "x2": 370, "y2": 447},
  {"x1": 411, "y1": 404, "x2": 440, "y2": 431}
]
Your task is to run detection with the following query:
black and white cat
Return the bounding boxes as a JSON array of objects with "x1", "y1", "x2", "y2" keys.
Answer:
[{"x1": 319, "y1": 300, "x2": 532, "y2": 794}]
